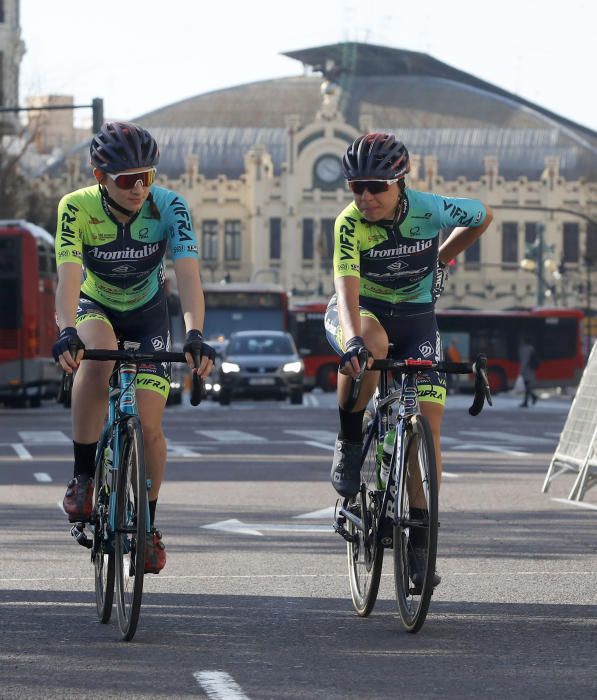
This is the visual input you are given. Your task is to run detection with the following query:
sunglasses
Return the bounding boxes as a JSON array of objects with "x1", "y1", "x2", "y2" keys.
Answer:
[
  {"x1": 348, "y1": 178, "x2": 399, "y2": 195},
  {"x1": 106, "y1": 168, "x2": 156, "y2": 190}
]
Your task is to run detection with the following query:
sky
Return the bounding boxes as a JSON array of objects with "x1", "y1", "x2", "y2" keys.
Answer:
[{"x1": 19, "y1": 0, "x2": 597, "y2": 132}]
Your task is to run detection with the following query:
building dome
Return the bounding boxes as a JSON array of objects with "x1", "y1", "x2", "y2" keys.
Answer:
[{"x1": 43, "y1": 42, "x2": 597, "y2": 182}]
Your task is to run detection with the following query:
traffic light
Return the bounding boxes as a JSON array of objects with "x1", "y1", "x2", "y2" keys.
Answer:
[{"x1": 91, "y1": 98, "x2": 104, "y2": 133}]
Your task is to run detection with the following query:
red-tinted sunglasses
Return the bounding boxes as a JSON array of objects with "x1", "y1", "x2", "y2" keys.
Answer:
[
  {"x1": 348, "y1": 178, "x2": 399, "y2": 195},
  {"x1": 107, "y1": 168, "x2": 156, "y2": 190}
]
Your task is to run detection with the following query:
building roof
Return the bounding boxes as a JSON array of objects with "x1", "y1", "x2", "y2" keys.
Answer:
[{"x1": 38, "y1": 42, "x2": 597, "y2": 182}]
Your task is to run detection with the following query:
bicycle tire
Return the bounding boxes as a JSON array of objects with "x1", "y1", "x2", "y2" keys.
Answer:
[
  {"x1": 393, "y1": 413, "x2": 438, "y2": 633},
  {"x1": 114, "y1": 416, "x2": 147, "y2": 641},
  {"x1": 93, "y1": 430, "x2": 115, "y2": 623},
  {"x1": 347, "y1": 415, "x2": 384, "y2": 617}
]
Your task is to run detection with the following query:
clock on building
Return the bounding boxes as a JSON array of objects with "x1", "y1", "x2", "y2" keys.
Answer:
[{"x1": 313, "y1": 154, "x2": 344, "y2": 189}]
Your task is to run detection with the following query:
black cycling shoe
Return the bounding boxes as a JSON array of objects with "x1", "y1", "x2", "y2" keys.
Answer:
[
  {"x1": 330, "y1": 437, "x2": 362, "y2": 498},
  {"x1": 408, "y1": 545, "x2": 442, "y2": 590}
]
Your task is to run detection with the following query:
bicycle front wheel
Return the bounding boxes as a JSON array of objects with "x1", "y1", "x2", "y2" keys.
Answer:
[
  {"x1": 114, "y1": 417, "x2": 147, "y2": 641},
  {"x1": 93, "y1": 430, "x2": 115, "y2": 624},
  {"x1": 347, "y1": 417, "x2": 384, "y2": 617},
  {"x1": 393, "y1": 413, "x2": 438, "y2": 633}
]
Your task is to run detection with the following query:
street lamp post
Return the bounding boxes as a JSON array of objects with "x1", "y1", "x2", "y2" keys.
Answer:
[{"x1": 520, "y1": 223, "x2": 556, "y2": 306}]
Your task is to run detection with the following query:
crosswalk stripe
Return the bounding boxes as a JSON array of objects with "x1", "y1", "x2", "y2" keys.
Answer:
[{"x1": 195, "y1": 430, "x2": 266, "y2": 443}]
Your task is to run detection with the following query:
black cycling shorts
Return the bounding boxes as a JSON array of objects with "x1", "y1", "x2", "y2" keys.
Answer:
[{"x1": 324, "y1": 294, "x2": 446, "y2": 405}]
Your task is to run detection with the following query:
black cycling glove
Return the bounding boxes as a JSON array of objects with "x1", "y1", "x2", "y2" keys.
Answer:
[
  {"x1": 339, "y1": 335, "x2": 369, "y2": 370},
  {"x1": 52, "y1": 327, "x2": 85, "y2": 362},
  {"x1": 183, "y1": 329, "x2": 216, "y2": 365}
]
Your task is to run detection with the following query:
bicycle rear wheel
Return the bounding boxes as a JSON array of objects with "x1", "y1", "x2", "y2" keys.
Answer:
[
  {"x1": 393, "y1": 413, "x2": 438, "y2": 633},
  {"x1": 114, "y1": 417, "x2": 147, "y2": 641},
  {"x1": 347, "y1": 415, "x2": 384, "y2": 616},
  {"x1": 93, "y1": 430, "x2": 115, "y2": 624}
]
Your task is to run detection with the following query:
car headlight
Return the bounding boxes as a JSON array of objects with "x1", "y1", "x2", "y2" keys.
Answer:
[
  {"x1": 221, "y1": 361, "x2": 241, "y2": 374},
  {"x1": 282, "y1": 361, "x2": 303, "y2": 374}
]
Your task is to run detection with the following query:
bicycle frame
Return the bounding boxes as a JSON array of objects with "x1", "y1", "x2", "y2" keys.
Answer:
[
  {"x1": 339, "y1": 367, "x2": 419, "y2": 550},
  {"x1": 336, "y1": 353, "x2": 491, "y2": 544},
  {"x1": 101, "y1": 355, "x2": 151, "y2": 541}
]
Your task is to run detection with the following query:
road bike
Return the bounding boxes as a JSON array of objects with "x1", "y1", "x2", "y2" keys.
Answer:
[
  {"x1": 67, "y1": 342, "x2": 202, "y2": 641},
  {"x1": 333, "y1": 353, "x2": 492, "y2": 632}
]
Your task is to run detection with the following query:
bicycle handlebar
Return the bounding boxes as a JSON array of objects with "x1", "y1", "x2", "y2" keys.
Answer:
[
  {"x1": 348, "y1": 353, "x2": 493, "y2": 416},
  {"x1": 58, "y1": 347, "x2": 203, "y2": 407}
]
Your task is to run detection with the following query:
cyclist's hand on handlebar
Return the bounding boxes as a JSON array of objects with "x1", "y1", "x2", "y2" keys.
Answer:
[
  {"x1": 52, "y1": 327, "x2": 85, "y2": 373},
  {"x1": 183, "y1": 329, "x2": 215, "y2": 377},
  {"x1": 339, "y1": 335, "x2": 371, "y2": 379}
]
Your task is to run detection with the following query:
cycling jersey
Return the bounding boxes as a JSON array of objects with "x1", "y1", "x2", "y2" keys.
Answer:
[
  {"x1": 333, "y1": 188, "x2": 487, "y2": 310},
  {"x1": 55, "y1": 184, "x2": 199, "y2": 312}
]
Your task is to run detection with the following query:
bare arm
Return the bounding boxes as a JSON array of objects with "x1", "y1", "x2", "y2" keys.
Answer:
[
  {"x1": 55, "y1": 262, "x2": 83, "y2": 331},
  {"x1": 173, "y1": 257, "x2": 213, "y2": 376},
  {"x1": 439, "y1": 205, "x2": 494, "y2": 264},
  {"x1": 54, "y1": 263, "x2": 84, "y2": 370},
  {"x1": 173, "y1": 257, "x2": 205, "y2": 334},
  {"x1": 335, "y1": 275, "x2": 371, "y2": 377}
]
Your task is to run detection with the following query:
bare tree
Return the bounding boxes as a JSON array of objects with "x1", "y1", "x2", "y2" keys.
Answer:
[{"x1": 0, "y1": 121, "x2": 56, "y2": 230}]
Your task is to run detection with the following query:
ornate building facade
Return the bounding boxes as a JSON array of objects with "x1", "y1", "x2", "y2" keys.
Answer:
[{"x1": 34, "y1": 42, "x2": 597, "y2": 311}]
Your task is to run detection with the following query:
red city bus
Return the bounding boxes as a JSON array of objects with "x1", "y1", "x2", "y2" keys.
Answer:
[
  {"x1": 288, "y1": 303, "x2": 585, "y2": 394},
  {"x1": 288, "y1": 302, "x2": 337, "y2": 391},
  {"x1": 0, "y1": 220, "x2": 61, "y2": 406},
  {"x1": 437, "y1": 307, "x2": 585, "y2": 393}
]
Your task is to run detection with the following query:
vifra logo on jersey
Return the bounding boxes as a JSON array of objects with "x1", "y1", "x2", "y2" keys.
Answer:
[{"x1": 418, "y1": 341, "x2": 434, "y2": 358}]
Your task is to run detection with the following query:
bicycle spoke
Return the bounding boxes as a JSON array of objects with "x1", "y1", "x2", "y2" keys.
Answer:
[
  {"x1": 394, "y1": 414, "x2": 438, "y2": 633},
  {"x1": 93, "y1": 434, "x2": 114, "y2": 624},
  {"x1": 114, "y1": 417, "x2": 147, "y2": 641},
  {"x1": 347, "y1": 418, "x2": 384, "y2": 617}
]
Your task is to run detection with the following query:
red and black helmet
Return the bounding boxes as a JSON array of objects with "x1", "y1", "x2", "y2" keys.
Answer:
[
  {"x1": 342, "y1": 132, "x2": 410, "y2": 180},
  {"x1": 90, "y1": 121, "x2": 159, "y2": 173}
]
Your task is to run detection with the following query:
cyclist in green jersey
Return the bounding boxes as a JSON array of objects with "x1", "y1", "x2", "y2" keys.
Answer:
[
  {"x1": 52, "y1": 121, "x2": 215, "y2": 573},
  {"x1": 327, "y1": 133, "x2": 494, "y2": 521}
]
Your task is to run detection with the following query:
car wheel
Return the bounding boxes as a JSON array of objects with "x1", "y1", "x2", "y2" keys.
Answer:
[
  {"x1": 290, "y1": 390, "x2": 304, "y2": 405},
  {"x1": 317, "y1": 363, "x2": 338, "y2": 392},
  {"x1": 219, "y1": 391, "x2": 231, "y2": 406}
]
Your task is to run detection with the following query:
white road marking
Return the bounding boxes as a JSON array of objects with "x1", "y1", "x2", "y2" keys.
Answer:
[
  {"x1": 195, "y1": 430, "x2": 266, "y2": 443},
  {"x1": 11, "y1": 444, "x2": 32, "y2": 460},
  {"x1": 551, "y1": 498, "x2": 597, "y2": 511},
  {"x1": 305, "y1": 440, "x2": 334, "y2": 451},
  {"x1": 17, "y1": 431, "x2": 70, "y2": 443},
  {"x1": 202, "y1": 518, "x2": 331, "y2": 536},
  {"x1": 193, "y1": 671, "x2": 250, "y2": 700},
  {"x1": 33, "y1": 472, "x2": 52, "y2": 482},
  {"x1": 166, "y1": 440, "x2": 202, "y2": 457},
  {"x1": 294, "y1": 506, "x2": 336, "y2": 519},
  {"x1": 458, "y1": 430, "x2": 553, "y2": 446},
  {"x1": 285, "y1": 429, "x2": 337, "y2": 443},
  {"x1": 452, "y1": 443, "x2": 528, "y2": 456}
]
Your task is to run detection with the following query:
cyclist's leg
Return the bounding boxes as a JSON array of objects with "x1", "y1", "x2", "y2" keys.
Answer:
[
  {"x1": 72, "y1": 309, "x2": 117, "y2": 443},
  {"x1": 326, "y1": 296, "x2": 388, "y2": 496},
  {"x1": 63, "y1": 301, "x2": 117, "y2": 521},
  {"x1": 136, "y1": 388, "x2": 168, "y2": 502},
  {"x1": 136, "y1": 387, "x2": 168, "y2": 573},
  {"x1": 419, "y1": 401, "x2": 444, "y2": 486}
]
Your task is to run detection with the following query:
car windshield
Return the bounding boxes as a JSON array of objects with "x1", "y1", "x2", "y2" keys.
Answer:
[{"x1": 229, "y1": 335, "x2": 293, "y2": 355}]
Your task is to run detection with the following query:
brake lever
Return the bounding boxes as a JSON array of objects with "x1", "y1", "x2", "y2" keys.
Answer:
[
  {"x1": 190, "y1": 348, "x2": 203, "y2": 406},
  {"x1": 350, "y1": 348, "x2": 370, "y2": 402}
]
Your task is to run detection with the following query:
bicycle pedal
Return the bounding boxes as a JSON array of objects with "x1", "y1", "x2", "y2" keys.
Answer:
[
  {"x1": 333, "y1": 521, "x2": 358, "y2": 543},
  {"x1": 70, "y1": 523, "x2": 93, "y2": 549}
]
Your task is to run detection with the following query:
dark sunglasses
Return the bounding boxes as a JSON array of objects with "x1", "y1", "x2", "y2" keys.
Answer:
[
  {"x1": 348, "y1": 178, "x2": 399, "y2": 195},
  {"x1": 107, "y1": 168, "x2": 156, "y2": 190}
]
